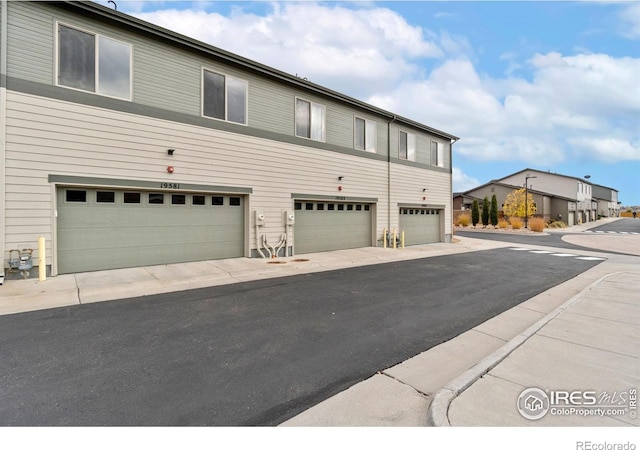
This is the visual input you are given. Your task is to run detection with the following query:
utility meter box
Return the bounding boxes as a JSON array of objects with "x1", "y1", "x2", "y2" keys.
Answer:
[
  {"x1": 255, "y1": 210, "x2": 266, "y2": 225},
  {"x1": 285, "y1": 211, "x2": 295, "y2": 225}
]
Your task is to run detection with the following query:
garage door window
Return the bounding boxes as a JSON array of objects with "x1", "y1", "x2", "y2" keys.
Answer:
[
  {"x1": 66, "y1": 190, "x2": 87, "y2": 203},
  {"x1": 96, "y1": 191, "x2": 115, "y2": 203},
  {"x1": 149, "y1": 193, "x2": 164, "y2": 204},
  {"x1": 192, "y1": 195, "x2": 205, "y2": 206},
  {"x1": 124, "y1": 192, "x2": 141, "y2": 204},
  {"x1": 171, "y1": 194, "x2": 186, "y2": 205},
  {"x1": 230, "y1": 197, "x2": 241, "y2": 206}
]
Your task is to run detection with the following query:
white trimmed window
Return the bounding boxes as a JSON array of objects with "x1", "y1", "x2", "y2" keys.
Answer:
[
  {"x1": 354, "y1": 117, "x2": 377, "y2": 152},
  {"x1": 431, "y1": 141, "x2": 444, "y2": 167},
  {"x1": 202, "y1": 69, "x2": 247, "y2": 124},
  {"x1": 57, "y1": 24, "x2": 132, "y2": 100},
  {"x1": 399, "y1": 131, "x2": 416, "y2": 160},
  {"x1": 295, "y1": 98, "x2": 325, "y2": 141}
]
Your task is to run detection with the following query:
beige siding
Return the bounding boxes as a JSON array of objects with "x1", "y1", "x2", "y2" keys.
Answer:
[
  {"x1": 5, "y1": 92, "x2": 451, "y2": 266},
  {"x1": 390, "y1": 164, "x2": 452, "y2": 237},
  {"x1": 4, "y1": 92, "x2": 397, "y2": 264},
  {"x1": 6, "y1": 2, "x2": 447, "y2": 163}
]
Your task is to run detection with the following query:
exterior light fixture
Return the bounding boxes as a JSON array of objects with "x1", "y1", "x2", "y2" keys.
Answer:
[{"x1": 167, "y1": 149, "x2": 175, "y2": 156}]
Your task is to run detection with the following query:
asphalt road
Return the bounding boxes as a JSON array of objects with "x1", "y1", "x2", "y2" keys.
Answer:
[
  {"x1": 585, "y1": 217, "x2": 640, "y2": 233},
  {"x1": 456, "y1": 218, "x2": 640, "y2": 256},
  {"x1": 0, "y1": 248, "x2": 603, "y2": 426}
]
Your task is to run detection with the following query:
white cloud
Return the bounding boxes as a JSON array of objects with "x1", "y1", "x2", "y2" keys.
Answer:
[
  {"x1": 568, "y1": 138, "x2": 640, "y2": 161},
  {"x1": 132, "y1": 3, "x2": 443, "y2": 97},
  {"x1": 127, "y1": 2, "x2": 639, "y2": 169},
  {"x1": 619, "y1": 3, "x2": 640, "y2": 39},
  {"x1": 452, "y1": 167, "x2": 480, "y2": 193},
  {"x1": 368, "y1": 52, "x2": 640, "y2": 165}
]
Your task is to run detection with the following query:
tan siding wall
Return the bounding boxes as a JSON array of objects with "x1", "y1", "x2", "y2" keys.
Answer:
[
  {"x1": 7, "y1": 2, "x2": 447, "y2": 165},
  {"x1": 390, "y1": 164, "x2": 452, "y2": 235},
  {"x1": 5, "y1": 92, "x2": 408, "y2": 263}
]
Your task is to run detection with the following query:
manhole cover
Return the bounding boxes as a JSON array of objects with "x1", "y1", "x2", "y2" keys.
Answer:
[{"x1": 293, "y1": 259, "x2": 309, "y2": 262}]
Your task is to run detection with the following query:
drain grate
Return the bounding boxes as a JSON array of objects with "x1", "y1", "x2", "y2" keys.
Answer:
[
  {"x1": 293, "y1": 259, "x2": 309, "y2": 262},
  {"x1": 267, "y1": 261, "x2": 287, "y2": 264}
]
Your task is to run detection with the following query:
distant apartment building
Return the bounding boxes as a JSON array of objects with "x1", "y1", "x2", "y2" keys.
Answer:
[{"x1": 457, "y1": 169, "x2": 621, "y2": 225}]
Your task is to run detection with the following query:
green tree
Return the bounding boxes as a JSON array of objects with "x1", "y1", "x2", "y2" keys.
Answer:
[
  {"x1": 481, "y1": 196, "x2": 490, "y2": 227},
  {"x1": 471, "y1": 199, "x2": 480, "y2": 226},
  {"x1": 490, "y1": 194, "x2": 499, "y2": 227},
  {"x1": 503, "y1": 188, "x2": 536, "y2": 218}
]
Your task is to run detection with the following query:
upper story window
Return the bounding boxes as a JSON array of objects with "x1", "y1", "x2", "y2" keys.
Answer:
[
  {"x1": 295, "y1": 98, "x2": 325, "y2": 141},
  {"x1": 354, "y1": 117, "x2": 376, "y2": 152},
  {"x1": 399, "y1": 130, "x2": 416, "y2": 160},
  {"x1": 57, "y1": 24, "x2": 132, "y2": 100},
  {"x1": 431, "y1": 141, "x2": 444, "y2": 167},
  {"x1": 202, "y1": 69, "x2": 247, "y2": 125}
]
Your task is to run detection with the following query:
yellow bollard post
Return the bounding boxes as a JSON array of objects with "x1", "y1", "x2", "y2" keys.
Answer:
[
  {"x1": 393, "y1": 228, "x2": 397, "y2": 249},
  {"x1": 38, "y1": 236, "x2": 46, "y2": 281},
  {"x1": 401, "y1": 231, "x2": 405, "y2": 249},
  {"x1": 383, "y1": 228, "x2": 387, "y2": 249}
]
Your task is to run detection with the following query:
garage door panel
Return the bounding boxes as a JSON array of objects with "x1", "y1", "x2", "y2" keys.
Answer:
[
  {"x1": 57, "y1": 188, "x2": 244, "y2": 274},
  {"x1": 294, "y1": 202, "x2": 372, "y2": 254},
  {"x1": 399, "y1": 208, "x2": 441, "y2": 245}
]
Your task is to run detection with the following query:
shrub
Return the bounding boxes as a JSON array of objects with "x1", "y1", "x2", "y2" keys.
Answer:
[
  {"x1": 482, "y1": 196, "x2": 490, "y2": 227},
  {"x1": 458, "y1": 214, "x2": 471, "y2": 227},
  {"x1": 471, "y1": 199, "x2": 480, "y2": 227},
  {"x1": 529, "y1": 217, "x2": 545, "y2": 232},
  {"x1": 490, "y1": 195, "x2": 499, "y2": 227},
  {"x1": 497, "y1": 219, "x2": 509, "y2": 229},
  {"x1": 548, "y1": 221, "x2": 567, "y2": 229},
  {"x1": 509, "y1": 217, "x2": 523, "y2": 229}
]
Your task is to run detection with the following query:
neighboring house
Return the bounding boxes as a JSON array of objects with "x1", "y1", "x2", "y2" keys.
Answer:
[
  {"x1": 456, "y1": 169, "x2": 614, "y2": 226},
  {"x1": 497, "y1": 169, "x2": 596, "y2": 225},
  {"x1": 592, "y1": 184, "x2": 621, "y2": 218},
  {"x1": 0, "y1": 1, "x2": 459, "y2": 280}
]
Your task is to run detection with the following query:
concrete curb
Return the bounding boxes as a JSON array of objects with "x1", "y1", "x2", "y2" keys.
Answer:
[{"x1": 426, "y1": 271, "x2": 627, "y2": 427}]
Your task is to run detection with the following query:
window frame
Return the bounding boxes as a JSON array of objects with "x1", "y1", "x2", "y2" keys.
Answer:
[
  {"x1": 430, "y1": 140, "x2": 445, "y2": 168},
  {"x1": 354, "y1": 116, "x2": 377, "y2": 152},
  {"x1": 399, "y1": 130, "x2": 416, "y2": 161},
  {"x1": 295, "y1": 97, "x2": 326, "y2": 142},
  {"x1": 55, "y1": 22, "x2": 133, "y2": 101},
  {"x1": 201, "y1": 68, "x2": 248, "y2": 125}
]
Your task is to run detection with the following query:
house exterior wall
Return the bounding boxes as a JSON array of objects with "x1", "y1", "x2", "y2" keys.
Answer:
[
  {"x1": 498, "y1": 169, "x2": 595, "y2": 222},
  {"x1": 1, "y1": 1, "x2": 456, "y2": 276},
  {"x1": 593, "y1": 185, "x2": 620, "y2": 217}
]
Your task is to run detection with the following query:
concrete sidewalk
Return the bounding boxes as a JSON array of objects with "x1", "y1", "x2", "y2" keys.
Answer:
[{"x1": 1, "y1": 220, "x2": 638, "y2": 427}]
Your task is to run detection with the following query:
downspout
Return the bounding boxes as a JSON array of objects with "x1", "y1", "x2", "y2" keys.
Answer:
[
  {"x1": 387, "y1": 116, "x2": 396, "y2": 235},
  {"x1": 449, "y1": 137, "x2": 459, "y2": 242},
  {"x1": 0, "y1": 0, "x2": 8, "y2": 284}
]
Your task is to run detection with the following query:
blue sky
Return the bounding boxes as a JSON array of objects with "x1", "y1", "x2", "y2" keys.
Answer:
[{"x1": 97, "y1": 1, "x2": 640, "y2": 206}]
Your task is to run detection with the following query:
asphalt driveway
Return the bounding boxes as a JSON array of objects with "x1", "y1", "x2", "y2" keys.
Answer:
[{"x1": 0, "y1": 248, "x2": 602, "y2": 426}]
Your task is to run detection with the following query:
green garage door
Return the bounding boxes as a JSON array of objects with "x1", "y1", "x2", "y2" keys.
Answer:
[
  {"x1": 57, "y1": 188, "x2": 245, "y2": 274},
  {"x1": 294, "y1": 201, "x2": 373, "y2": 254},
  {"x1": 399, "y1": 208, "x2": 441, "y2": 245}
]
